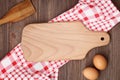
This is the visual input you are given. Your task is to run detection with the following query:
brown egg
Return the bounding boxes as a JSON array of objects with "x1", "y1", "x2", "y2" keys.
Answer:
[
  {"x1": 82, "y1": 67, "x2": 99, "y2": 80},
  {"x1": 93, "y1": 54, "x2": 107, "y2": 70}
]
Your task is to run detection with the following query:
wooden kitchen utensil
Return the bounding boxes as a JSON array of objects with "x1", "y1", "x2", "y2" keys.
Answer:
[
  {"x1": 21, "y1": 21, "x2": 110, "y2": 62},
  {"x1": 0, "y1": 0, "x2": 35, "y2": 25}
]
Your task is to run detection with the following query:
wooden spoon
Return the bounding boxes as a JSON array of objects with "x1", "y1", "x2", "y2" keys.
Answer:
[
  {"x1": 21, "y1": 21, "x2": 110, "y2": 62},
  {"x1": 0, "y1": 0, "x2": 35, "y2": 25}
]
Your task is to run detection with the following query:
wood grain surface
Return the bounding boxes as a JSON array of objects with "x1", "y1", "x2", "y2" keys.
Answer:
[
  {"x1": 0, "y1": 0, "x2": 120, "y2": 80},
  {"x1": 21, "y1": 22, "x2": 110, "y2": 61},
  {"x1": 0, "y1": 0, "x2": 35, "y2": 25}
]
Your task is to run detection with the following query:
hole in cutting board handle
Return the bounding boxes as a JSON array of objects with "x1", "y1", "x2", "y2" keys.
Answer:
[{"x1": 101, "y1": 37, "x2": 104, "y2": 41}]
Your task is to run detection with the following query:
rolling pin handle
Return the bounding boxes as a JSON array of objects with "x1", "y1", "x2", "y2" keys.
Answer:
[{"x1": 0, "y1": 19, "x2": 7, "y2": 25}]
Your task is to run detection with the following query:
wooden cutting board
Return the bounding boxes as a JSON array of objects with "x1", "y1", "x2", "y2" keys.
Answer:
[{"x1": 21, "y1": 21, "x2": 110, "y2": 62}]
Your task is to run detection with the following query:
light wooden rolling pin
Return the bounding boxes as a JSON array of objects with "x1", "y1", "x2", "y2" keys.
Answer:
[
  {"x1": 21, "y1": 21, "x2": 110, "y2": 62},
  {"x1": 0, "y1": 0, "x2": 35, "y2": 25}
]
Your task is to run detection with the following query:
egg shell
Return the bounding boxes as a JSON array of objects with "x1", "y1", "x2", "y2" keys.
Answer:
[
  {"x1": 93, "y1": 54, "x2": 107, "y2": 70},
  {"x1": 82, "y1": 67, "x2": 99, "y2": 80}
]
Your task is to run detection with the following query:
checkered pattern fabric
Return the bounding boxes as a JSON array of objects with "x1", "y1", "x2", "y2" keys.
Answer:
[
  {"x1": 51, "y1": 0, "x2": 120, "y2": 31},
  {"x1": 0, "y1": 44, "x2": 67, "y2": 80},
  {"x1": 0, "y1": 0, "x2": 120, "y2": 79}
]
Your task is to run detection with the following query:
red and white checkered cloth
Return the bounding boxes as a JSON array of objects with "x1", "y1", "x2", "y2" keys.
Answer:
[{"x1": 0, "y1": 0, "x2": 120, "y2": 80}]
